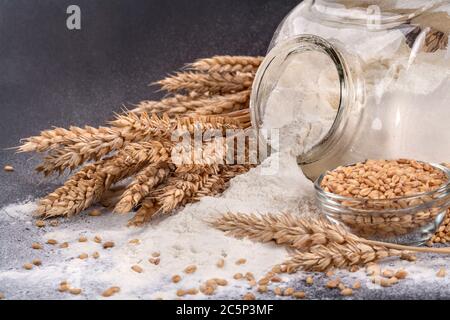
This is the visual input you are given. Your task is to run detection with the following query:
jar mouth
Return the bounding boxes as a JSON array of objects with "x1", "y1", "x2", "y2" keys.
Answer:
[
  {"x1": 250, "y1": 35, "x2": 352, "y2": 164},
  {"x1": 310, "y1": 0, "x2": 446, "y2": 27},
  {"x1": 314, "y1": 162, "x2": 450, "y2": 215}
]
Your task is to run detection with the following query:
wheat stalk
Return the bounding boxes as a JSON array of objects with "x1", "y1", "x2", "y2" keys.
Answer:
[
  {"x1": 114, "y1": 164, "x2": 172, "y2": 214},
  {"x1": 37, "y1": 142, "x2": 170, "y2": 218},
  {"x1": 156, "y1": 71, "x2": 254, "y2": 94},
  {"x1": 188, "y1": 56, "x2": 263, "y2": 73},
  {"x1": 131, "y1": 90, "x2": 250, "y2": 116}
]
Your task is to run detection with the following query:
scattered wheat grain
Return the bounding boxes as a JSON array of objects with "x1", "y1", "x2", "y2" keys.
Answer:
[
  {"x1": 293, "y1": 291, "x2": 306, "y2": 299},
  {"x1": 78, "y1": 253, "x2": 88, "y2": 260},
  {"x1": 341, "y1": 288, "x2": 353, "y2": 296},
  {"x1": 32, "y1": 259, "x2": 42, "y2": 266},
  {"x1": 437, "y1": 268, "x2": 447, "y2": 278},
  {"x1": 131, "y1": 265, "x2": 143, "y2": 273},
  {"x1": 172, "y1": 275, "x2": 182, "y2": 283},
  {"x1": 243, "y1": 293, "x2": 256, "y2": 300},
  {"x1": 102, "y1": 287, "x2": 120, "y2": 297},
  {"x1": 3, "y1": 165, "x2": 14, "y2": 172},
  {"x1": 31, "y1": 243, "x2": 42, "y2": 250},
  {"x1": 103, "y1": 241, "x2": 114, "y2": 249}
]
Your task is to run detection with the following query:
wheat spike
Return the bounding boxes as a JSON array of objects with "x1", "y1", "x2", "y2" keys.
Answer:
[
  {"x1": 22, "y1": 113, "x2": 174, "y2": 176},
  {"x1": 212, "y1": 213, "x2": 356, "y2": 249},
  {"x1": 213, "y1": 212, "x2": 450, "y2": 272},
  {"x1": 132, "y1": 90, "x2": 250, "y2": 116},
  {"x1": 188, "y1": 56, "x2": 263, "y2": 73},
  {"x1": 156, "y1": 71, "x2": 254, "y2": 94},
  {"x1": 154, "y1": 170, "x2": 212, "y2": 213},
  {"x1": 129, "y1": 199, "x2": 160, "y2": 227},
  {"x1": 37, "y1": 142, "x2": 170, "y2": 218},
  {"x1": 114, "y1": 164, "x2": 172, "y2": 214},
  {"x1": 19, "y1": 113, "x2": 172, "y2": 155},
  {"x1": 283, "y1": 242, "x2": 406, "y2": 272}
]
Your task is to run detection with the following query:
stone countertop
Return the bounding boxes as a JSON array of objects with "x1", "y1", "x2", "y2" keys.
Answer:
[{"x1": 1, "y1": 0, "x2": 450, "y2": 300}]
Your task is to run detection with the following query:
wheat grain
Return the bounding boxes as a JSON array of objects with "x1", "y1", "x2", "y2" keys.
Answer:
[
  {"x1": 32, "y1": 259, "x2": 42, "y2": 266},
  {"x1": 23, "y1": 263, "x2": 33, "y2": 270},
  {"x1": 156, "y1": 71, "x2": 254, "y2": 94},
  {"x1": 37, "y1": 141, "x2": 169, "y2": 218},
  {"x1": 103, "y1": 241, "x2": 114, "y2": 249},
  {"x1": 188, "y1": 56, "x2": 263, "y2": 73},
  {"x1": 102, "y1": 287, "x2": 120, "y2": 297}
]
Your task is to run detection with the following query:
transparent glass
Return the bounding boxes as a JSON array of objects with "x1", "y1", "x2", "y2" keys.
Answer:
[
  {"x1": 315, "y1": 162, "x2": 450, "y2": 245},
  {"x1": 250, "y1": 0, "x2": 450, "y2": 181}
]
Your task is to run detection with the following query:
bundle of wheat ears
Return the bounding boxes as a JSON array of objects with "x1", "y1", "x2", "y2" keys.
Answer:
[{"x1": 18, "y1": 56, "x2": 262, "y2": 226}]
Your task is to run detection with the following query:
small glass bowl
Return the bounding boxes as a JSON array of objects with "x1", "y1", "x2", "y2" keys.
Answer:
[{"x1": 314, "y1": 163, "x2": 450, "y2": 246}]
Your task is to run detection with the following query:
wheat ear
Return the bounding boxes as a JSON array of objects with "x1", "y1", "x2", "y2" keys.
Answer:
[
  {"x1": 188, "y1": 56, "x2": 263, "y2": 73},
  {"x1": 283, "y1": 243, "x2": 406, "y2": 272},
  {"x1": 132, "y1": 90, "x2": 250, "y2": 116},
  {"x1": 22, "y1": 113, "x2": 173, "y2": 176},
  {"x1": 156, "y1": 71, "x2": 254, "y2": 94},
  {"x1": 114, "y1": 164, "x2": 172, "y2": 214},
  {"x1": 212, "y1": 213, "x2": 356, "y2": 249},
  {"x1": 37, "y1": 142, "x2": 170, "y2": 218},
  {"x1": 129, "y1": 199, "x2": 160, "y2": 227}
]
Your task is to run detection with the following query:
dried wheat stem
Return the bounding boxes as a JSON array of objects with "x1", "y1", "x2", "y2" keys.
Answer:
[
  {"x1": 37, "y1": 142, "x2": 170, "y2": 218},
  {"x1": 188, "y1": 56, "x2": 263, "y2": 73},
  {"x1": 114, "y1": 164, "x2": 172, "y2": 214},
  {"x1": 156, "y1": 71, "x2": 254, "y2": 94},
  {"x1": 132, "y1": 90, "x2": 250, "y2": 116}
]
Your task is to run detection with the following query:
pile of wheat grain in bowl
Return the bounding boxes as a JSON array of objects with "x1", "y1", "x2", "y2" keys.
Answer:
[{"x1": 316, "y1": 159, "x2": 450, "y2": 245}]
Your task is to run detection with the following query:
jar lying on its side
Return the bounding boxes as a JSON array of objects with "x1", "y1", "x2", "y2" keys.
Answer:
[
  {"x1": 314, "y1": 161, "x2": 450, "y2": 245},
  {"x1": 250, "y1": 0, "x2": 450, "y2": 181}
]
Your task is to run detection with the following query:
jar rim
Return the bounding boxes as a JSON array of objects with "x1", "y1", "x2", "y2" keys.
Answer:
[
  {"x1": 250, "y1": 35, "x2": 354, "y2": 164},
  {"x1": 314, "y1": 162, "x2": 450, "y2": 214}
]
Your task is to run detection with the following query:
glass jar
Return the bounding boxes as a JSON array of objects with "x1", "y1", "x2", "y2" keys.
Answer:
[{"x1": 250, "y1": 0, "x2": 450, "y2": 181}]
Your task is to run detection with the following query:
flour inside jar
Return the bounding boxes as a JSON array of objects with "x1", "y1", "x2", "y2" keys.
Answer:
[{"x1": 261, "y1": 50, "x2": 340, "y2": 158}]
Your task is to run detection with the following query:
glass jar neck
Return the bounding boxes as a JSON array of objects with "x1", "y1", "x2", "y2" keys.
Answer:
[{"x1": 250, "y1": 35, "x2": 362, "y2": 165}]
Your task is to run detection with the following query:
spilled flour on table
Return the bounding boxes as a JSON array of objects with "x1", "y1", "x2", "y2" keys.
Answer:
[{"x1": 0, "y1": 154, "x2": 319, "y2": 299}]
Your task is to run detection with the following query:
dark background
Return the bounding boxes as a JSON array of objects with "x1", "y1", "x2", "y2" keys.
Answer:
[{"x1": 0, "y1": 0, "x2": 299, "y2": 204}]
